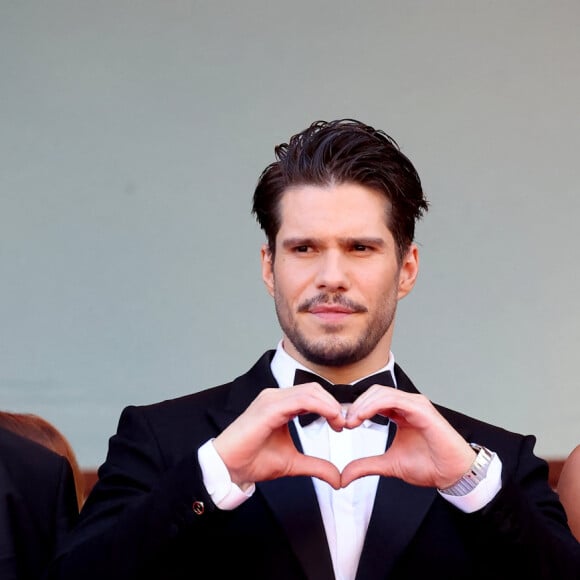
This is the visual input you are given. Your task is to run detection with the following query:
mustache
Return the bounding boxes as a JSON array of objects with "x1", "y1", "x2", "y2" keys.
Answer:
[{"x1": 297, "y1": 294, "x2": 368, "y2": 313}]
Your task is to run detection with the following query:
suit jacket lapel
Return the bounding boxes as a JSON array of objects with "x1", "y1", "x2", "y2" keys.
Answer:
[
  {"x1": 356, "y1": 475, "x2": 436, "y2": 579},
  {"x1": 258, "y1": 422, "x2": 335, "y2": 580}
]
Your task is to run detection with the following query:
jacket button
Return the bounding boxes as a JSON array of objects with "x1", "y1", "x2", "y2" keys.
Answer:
[{"x1": 192, "y1": 501, "x2": 204, "y2": 515}]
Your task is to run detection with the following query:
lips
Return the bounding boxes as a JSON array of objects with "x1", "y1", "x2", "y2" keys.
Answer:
[
  {"x1": 298, "y1": 294, "x2": 367, "y2": 316},
  {"x1": 309, "y1": 305, "x2": 354, "y2": 315},
  {"x1": 308, "y1": 305, "x2": 356, "y2": 323}
]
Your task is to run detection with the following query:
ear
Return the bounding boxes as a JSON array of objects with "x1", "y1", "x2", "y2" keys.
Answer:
[
  {"x1": 261, "y1": 244, "x2": 275, "y2": 297},
  {"x1": 397, "y1": 244, "x2": 419, "y2": 300}
]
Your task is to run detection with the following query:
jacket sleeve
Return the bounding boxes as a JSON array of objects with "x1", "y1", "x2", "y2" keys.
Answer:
[
  {"x1": 46, "y1": 404, "x2": 219, "y2": 580},
  {"x1": 471, "y1": 434, "x2": 580, "y2": 578}
]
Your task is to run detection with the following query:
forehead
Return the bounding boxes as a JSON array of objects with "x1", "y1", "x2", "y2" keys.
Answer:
[{"x1": 277, "y1": 182, "x2": 391, "y2": 236}]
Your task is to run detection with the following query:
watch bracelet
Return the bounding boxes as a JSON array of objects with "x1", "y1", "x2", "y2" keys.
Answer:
[{"x1": 439, "y1": 443, "x2": 494, "y2": 497}]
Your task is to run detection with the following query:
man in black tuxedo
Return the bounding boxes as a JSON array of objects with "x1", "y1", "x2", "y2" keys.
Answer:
[
  {"x1": 0, "y1": 425, "x2": 78, "y2": 580},
  {"x1": 50, "y1": 119, "x2": 580, "y2": 579}
]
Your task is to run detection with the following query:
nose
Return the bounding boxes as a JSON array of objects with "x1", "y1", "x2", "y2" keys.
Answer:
[{"x1": 314, "y1": 250, "x2": 350, "y2": 292}]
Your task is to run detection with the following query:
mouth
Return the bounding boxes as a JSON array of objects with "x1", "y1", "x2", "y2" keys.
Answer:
[
  {"x1": 309, "y1": 304, "x2": 354, "y2": 314},
  {"x1": 299, "y1": 295, "x2": 367, "y2": 323},
  {"x1": 308, "y1": 305, "x2": 356, "y2": 322}
]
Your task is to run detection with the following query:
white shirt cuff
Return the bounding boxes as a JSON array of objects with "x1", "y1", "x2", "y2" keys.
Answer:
[
  {"x1": 198, "y1": 439, "x2": 255, "y2": 510},
  {"x1": 438, "y1": 452, "x2": 502, "y2": 513}
]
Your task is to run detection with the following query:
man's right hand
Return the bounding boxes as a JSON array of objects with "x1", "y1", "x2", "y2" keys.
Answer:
[{"x1": 213, "y1": 383, "x2": 345, "y2": 490}]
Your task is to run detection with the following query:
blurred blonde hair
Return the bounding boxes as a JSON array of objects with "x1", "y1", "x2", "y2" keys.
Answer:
[{"x1": 0, "y1": 410, "x2": 85, "y2": 508}]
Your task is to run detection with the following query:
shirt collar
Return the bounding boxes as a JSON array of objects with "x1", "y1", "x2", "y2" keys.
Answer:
[{"x1": 270, "y1": 339, "x2": 397, "y2": 390}]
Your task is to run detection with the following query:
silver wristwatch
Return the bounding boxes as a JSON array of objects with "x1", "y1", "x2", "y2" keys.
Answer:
[{"x1": 439, "y1": 443, "x2": 494, "y2": 497}]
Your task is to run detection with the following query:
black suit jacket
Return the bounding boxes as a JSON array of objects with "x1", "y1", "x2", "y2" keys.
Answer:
[
  {"x1": 0, "y1": 426, "x2": 78, "y2": 580},
  {"x1": 50, "y1": 351, "x2": 580, "y2": 579}
]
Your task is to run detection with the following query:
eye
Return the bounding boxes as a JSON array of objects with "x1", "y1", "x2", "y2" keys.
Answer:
[
  {"x1": 352, "y1": 243, "x2": 370, "y2": 252},
  {"x1": 294, "y1": 245, "x2": 311, "y2": 253}
]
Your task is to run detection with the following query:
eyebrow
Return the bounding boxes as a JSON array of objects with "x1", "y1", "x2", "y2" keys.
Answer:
[{"x1": 281, "y1": 236, "x2": 386, "y2": 249}]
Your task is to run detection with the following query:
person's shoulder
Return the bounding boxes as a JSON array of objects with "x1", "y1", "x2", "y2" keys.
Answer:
[
  {"x1": 393, "y1": 363, "x2": 534, "y2": 443},
  {"x1": 433, "y1": 403, "x2": 526, "y2": 441},
  {"x1": 559, "y1": 444, "x2": 580, "y2": 489},
  {"x1": 0, "y1": 424, "x2": 69, "y2": 486},
  {"x1": 558, "y1": 444, "x2": 580, "y2": 540},
  {"x1": 126, "y1": 380, "x2": 238, "y2": 415},
  {"x1": 121, "y1": 350, "x2": 278, "y2": 418},
  {"x1": 562, "y1": 444, "x2": 580, "y2": 467},
  {"x1": 0, "y1": 424, "x2": 63, "y2": 460}
]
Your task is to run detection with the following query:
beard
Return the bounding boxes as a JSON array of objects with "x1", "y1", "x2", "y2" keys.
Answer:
[{"x1": 274, "y1": 289, "x2": 397, "y2": 367}]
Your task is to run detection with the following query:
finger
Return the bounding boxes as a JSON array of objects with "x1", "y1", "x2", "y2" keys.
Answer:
[
  {"x1": 234, "y1": 384, "x2": 343, "y2": 434},
  {"x1": 340, "y1": 455, "x2": 390, "y2": 487},
  {"x1": 345, "y1": 387, "x2": 429, "y2": 429},
  {"x1": 291, "y1": 455, "x2": 343, "y2": 490},
  {"x1": 326, "y1": 413, "x2": 346, "y2": 432},
  {"x1": 289, "y1": 384, "x2": 345, "y2": 426}
]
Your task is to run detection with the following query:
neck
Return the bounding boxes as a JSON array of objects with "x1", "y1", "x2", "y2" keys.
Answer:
[{"x1": 282, "y1": 339, "x2": 392, "y2": 384}]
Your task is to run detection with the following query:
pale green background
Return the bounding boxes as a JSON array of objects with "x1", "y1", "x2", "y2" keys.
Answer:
[{"x1": 1, "y1": 1, "x2": 578, "y2": 468}]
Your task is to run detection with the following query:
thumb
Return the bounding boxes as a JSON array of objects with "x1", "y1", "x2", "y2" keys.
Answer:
[
  {"x1": 292, "y1": 455, "x2": 342, "y2": 490},
  {"x1": 340, "y1": 456, "x2": 387, "y2": 487}
]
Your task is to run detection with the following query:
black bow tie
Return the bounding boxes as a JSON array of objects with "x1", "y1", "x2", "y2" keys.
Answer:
[{"x1": 293, "y1": 369, "x2": 394, "y2": 427}]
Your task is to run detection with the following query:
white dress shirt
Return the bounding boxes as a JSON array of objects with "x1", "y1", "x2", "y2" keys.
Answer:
[
  {"x1": 270, "y1": 342, "x2": 392, "y2": 580},
  {"x1": 198, "y1": 341, "x2": 502, "y2": 580}
]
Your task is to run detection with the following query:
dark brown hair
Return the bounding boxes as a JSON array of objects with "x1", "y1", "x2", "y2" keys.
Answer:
[{"x1": 252, "y1": 118, "x2": 429, "y2": 262}]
